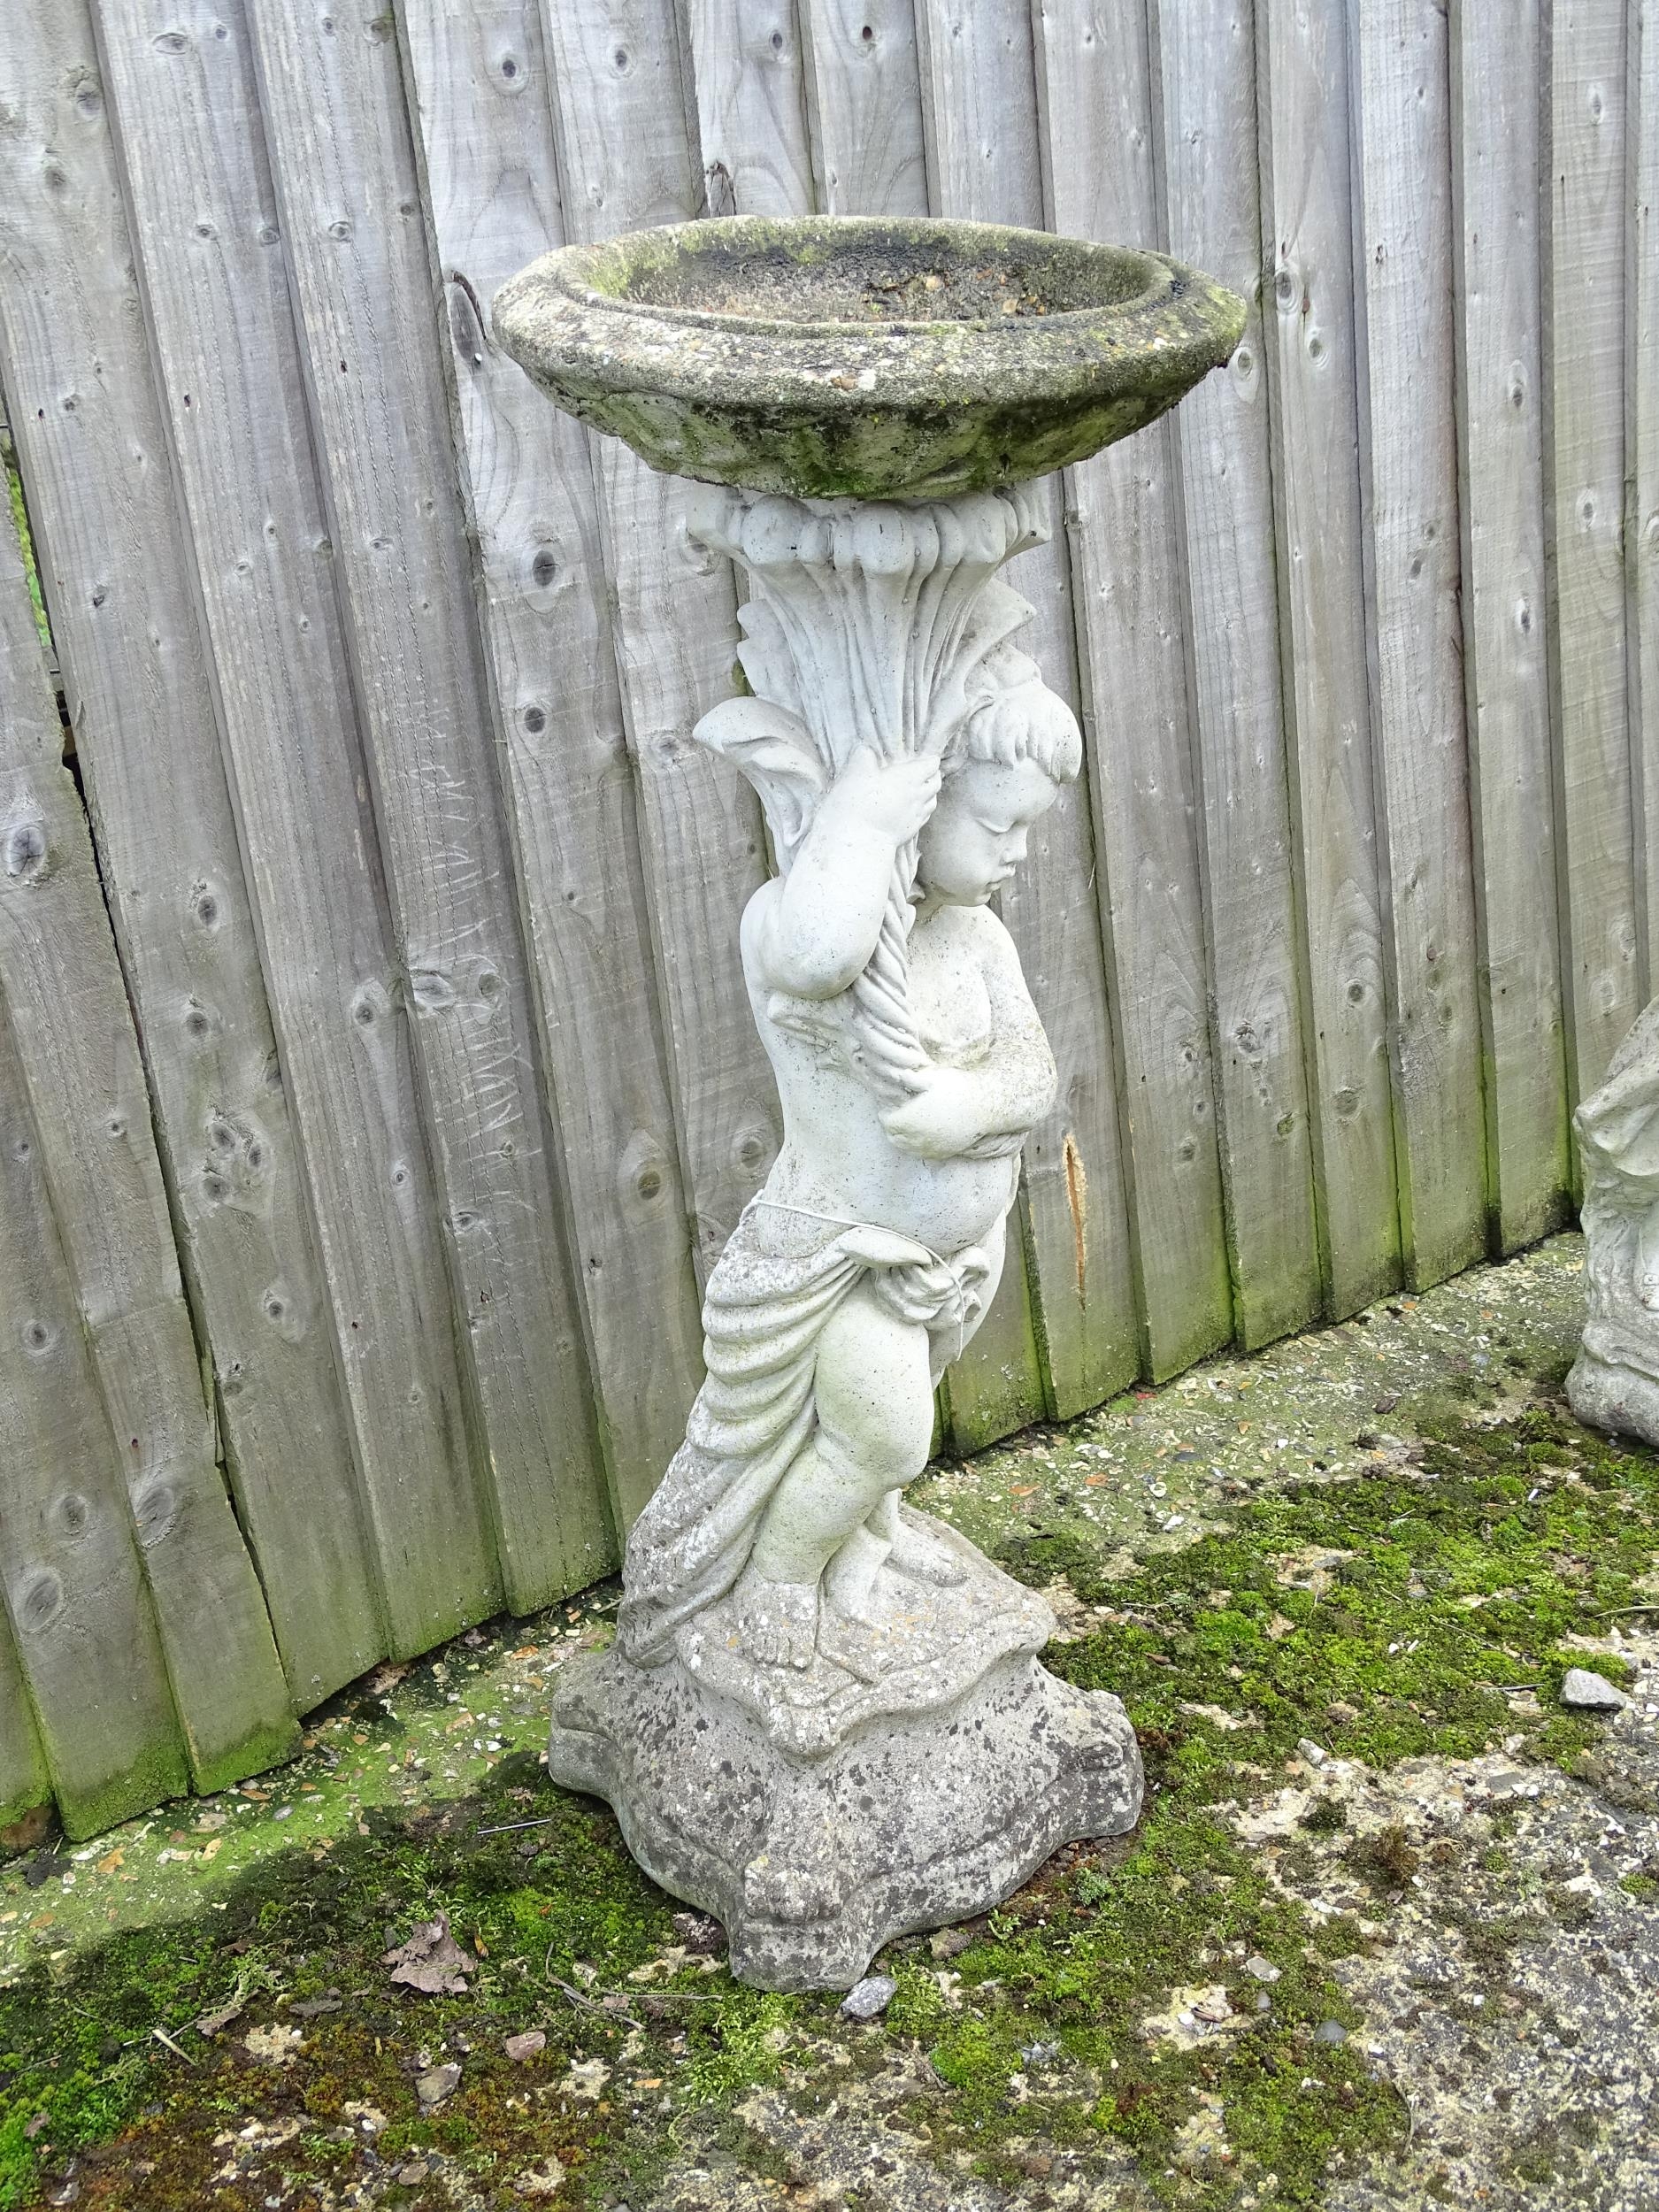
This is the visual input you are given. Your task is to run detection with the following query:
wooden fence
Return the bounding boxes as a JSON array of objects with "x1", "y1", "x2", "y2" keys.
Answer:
[{"x1": 0, "y1": 0, "x2": 1650, "y2": 1838}]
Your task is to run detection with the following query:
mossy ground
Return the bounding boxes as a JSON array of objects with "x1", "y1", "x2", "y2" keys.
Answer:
[{"x1": 3, "y1": 1234, "x2": 1655, "y2": 2209}]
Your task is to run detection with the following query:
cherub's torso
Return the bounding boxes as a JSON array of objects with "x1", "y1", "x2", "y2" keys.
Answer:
[{"x1": 743, "y1": 893, "x2": 1051, "y2": 1255}]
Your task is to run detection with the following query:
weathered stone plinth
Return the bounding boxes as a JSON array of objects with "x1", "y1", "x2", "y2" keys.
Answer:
[
  {"x1": 1567, "y1": 1331, "x2": 1659, "y2": 1441},
  {"x1": 549, "y1": 1523, "x2": 1141, "y2": 1991}
]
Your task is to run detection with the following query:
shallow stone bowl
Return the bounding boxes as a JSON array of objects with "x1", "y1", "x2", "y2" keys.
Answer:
[{"x1": 492, "y1": 215, "x2": 1247, "y2": 501}]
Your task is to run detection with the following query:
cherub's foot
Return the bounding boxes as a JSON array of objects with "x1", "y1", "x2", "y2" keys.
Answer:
[
  {"x1": 823, "y1": 1524, "x2": 891, "y2": 1621},
  {"x1": 884, "y1": 1505, "x2": 968, "y2": 1587},
  {"x1": 814, "y1": 1604, "x2": 893, "y2": 1686},
  {"x1": 730, "y1": 1572, "x2": 819, "y2": 1671}
]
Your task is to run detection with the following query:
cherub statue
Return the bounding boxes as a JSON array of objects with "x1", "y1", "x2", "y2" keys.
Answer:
[{"x1": 617, "y1": 488, "x2": 1080, "y2": 1681}]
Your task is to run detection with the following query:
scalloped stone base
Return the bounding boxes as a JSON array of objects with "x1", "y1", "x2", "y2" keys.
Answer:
[
  {"x1": 1568, "y1": 1337, "x2": 1659, "y2": 1444},
  {"x1": 546, "y1": 1647, "x2": 1142, "y2": 1992}
]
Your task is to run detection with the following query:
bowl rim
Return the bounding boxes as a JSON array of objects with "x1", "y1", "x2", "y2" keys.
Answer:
[
  {"x1": 493, "y1": 214, "x2": 1247, "y2": 424},
  {"x1": 546, "y1": 214, "x2": 1175, "y2": 342}
]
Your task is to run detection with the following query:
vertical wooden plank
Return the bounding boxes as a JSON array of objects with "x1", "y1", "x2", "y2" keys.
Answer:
[
  {"x1": 909, "y1": 0, "x2": 1139, "y2": 1431},
  {"x1": 0, "y1": 482, "x2": 296, "y2": 1793},
  {"x1": 1147, "y1": 0, "x2": 1322, "y2": 1350},
  {"x1": 1256, "y1": 0, "x2": 1402, "y2": 1315},
  {"x1": 798, "y1": 0, "x2": 928, "y2": 215},
  {"x1": 684, "y1": 0, "x2": 817, "y2": 216},
  {"x1": 1030, "y1": 0, "x2": 1234, "y2": 1379},
  {"x1": 539, "y1": 0, "x2": 783, "y2": 1286},
  {"x1": 1449, "y1": 0, "x2": 1573, "y2": 1248},
  {"x1": 0, "y1": 997, "x2": 190, "y2": 1838},
  {"x1": 0, "y1": 0, "x2": 383, "y2": 1707},
  {"x1": 1629, "y1": 0, "x2": 1659, "y2": 995},
  {"x1": 93, "y1": 0, "x2": 500, "y2": 1653},
  {"x1": 395, "y1": 0, "x2": 705, "y2": 1525},
  {"x1": 244, "y1": 3, "x2": 613, "y2": 1606},
  {"x1": 1541, "y1": 0, "x2": 1637, "y2": 1110},
  {"x1": 1349, "y1": 1, "x2": 1486, "y2": 1287}
]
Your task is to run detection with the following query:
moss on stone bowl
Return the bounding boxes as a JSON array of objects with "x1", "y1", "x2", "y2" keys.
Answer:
[{"x1": 492, "y1": 215, "x2": 1246, "y2": 500}]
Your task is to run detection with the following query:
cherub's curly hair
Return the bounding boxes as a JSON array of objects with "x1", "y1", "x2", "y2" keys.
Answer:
[{"x1": 943, "y1": 641, "x2": 1083, "y2": 785}]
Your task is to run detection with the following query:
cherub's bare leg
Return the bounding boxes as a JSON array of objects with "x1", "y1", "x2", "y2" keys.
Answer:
[
  {"x1": 869, "y1": 1225, "x2": 1008, "y2": 1587},
  {"x1": 733, "y1": 1283, "x2": 933, "y2": 1668}
]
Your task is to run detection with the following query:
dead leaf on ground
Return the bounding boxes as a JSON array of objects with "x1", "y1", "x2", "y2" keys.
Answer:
[{"x1": 382, "y1": 1913, "x2": 474, "y2": 1996}]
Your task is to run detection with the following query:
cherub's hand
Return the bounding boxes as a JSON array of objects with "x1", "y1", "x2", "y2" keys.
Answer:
[
  {"x1": 828, "y1": 746, "x2": 941, "y2": 845},
  {"x1": 879, "y1": 1064, "x2": 987, "y2": 1158}
]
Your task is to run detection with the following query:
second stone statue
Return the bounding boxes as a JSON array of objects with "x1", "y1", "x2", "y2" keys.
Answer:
[{"x1": 494, "y1": 216, "x2": 1245, "y2": 1988}]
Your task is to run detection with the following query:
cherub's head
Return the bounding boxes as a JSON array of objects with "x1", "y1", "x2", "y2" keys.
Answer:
[{"x1": 917, "y1": 651, "x2": 1082, "y2": 907}]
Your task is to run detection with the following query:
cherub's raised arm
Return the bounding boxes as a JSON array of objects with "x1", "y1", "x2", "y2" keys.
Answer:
[{"x1": 746, "y1": 748, "x2": 941, "y2": 1001}]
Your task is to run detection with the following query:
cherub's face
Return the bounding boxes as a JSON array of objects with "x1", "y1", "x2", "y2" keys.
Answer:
[{"x1": 916, "y1": 757, "x2": 1061, "y2": 906}]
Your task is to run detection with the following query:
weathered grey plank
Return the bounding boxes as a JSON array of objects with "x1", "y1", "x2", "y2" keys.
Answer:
[
  {"x1": 395, "y1": 0, "x2": 705, "y2": 1526},
  {"x1": 93, "y1": 0, "x2": 500, "y2": 1652},
  {"x1": 1147, "y1": 0, "x2": 1322, "y2": 1350},
  {"x1": 0, "y1": 995, "x2": 190, "y2": 1838},
  {"x1": 245, "y1": 0, "x2": 612, "y2": 1606},
  {"x1": 910, "y1": 0, "x2": 1139, "y2": 1429},
  {"x1": 1256, "y1": 0, "x2": 1402, "y2": 1315},
  {"x1": 685, "y1": 0, "x2": 817, "y2": 217},
  {"x1": 0, "y1": 0, "x2": 384, "y2": 1708},
  {"x1": 538, "y1": 0, "x2": 782, "y2": 1285},
  {"x1": 1541, "y1": 0, "x2": 1637, "y2": 1113},
  {"x1": 1449, "y1": 0, "x2": 1573, "y2": 1248},
  {"x1": 798, "y1": 0, "x2": 927, "y2": 214},
  {"x1": 1032, "y1": 0, "x2": 1234, "y2": 1380},
  {"x1": 1349, "y1": 0, "x2": 1486, "y2": 1288},
  {"x1": 0, "y1": 471, "x2": 296, "y2": 1794},
  {"x1": 1630, "y1": 0, "x2": 1659, "y2": 998}
]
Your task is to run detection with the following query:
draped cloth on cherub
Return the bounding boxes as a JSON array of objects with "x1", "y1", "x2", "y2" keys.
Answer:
[
  {"x1": 1578, "y1": 996, "x2": 1659, "y2": 1201},
  {"x1": 616, "y1": 1199, "x2": 990, "y2": 1668}
]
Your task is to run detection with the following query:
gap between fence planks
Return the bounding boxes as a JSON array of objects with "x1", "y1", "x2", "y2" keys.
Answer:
[
  {"x1": 243, "y1": 0, "x2": 613, "y2": 1608},
  {"x1": 0, "y1": 0, "x2": 384, "y2": 1709},
  {"x1": 1349, "y1": 0, "x2": 1486, "y2": 1289},
  {"x1": 0, "y1": 465, "x2": 296, "y2": 1809},
  {"x1": 912, "y1": 0, "x2": 1141, "y2": 1429},
  {"x1": 395, "y1": 0, "x2": 706, "y2": 1527},
  {"x1": 1449, "y1": 0, "x2": 1574, "y2": 1249},
  {"x1": 93, "y1": 0, "x2": 501, "y2": 1655}
]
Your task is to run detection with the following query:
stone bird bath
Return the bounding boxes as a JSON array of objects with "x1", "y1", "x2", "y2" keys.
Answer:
[{"x1": 495, "y1": 215, "x2": 1244, "y2": 1991}]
